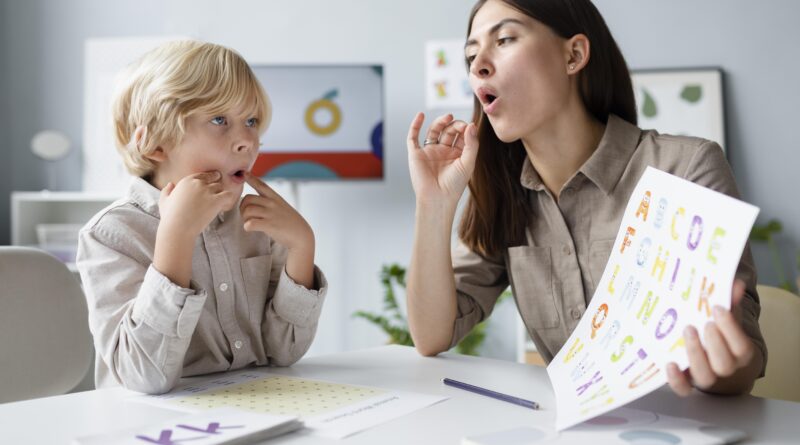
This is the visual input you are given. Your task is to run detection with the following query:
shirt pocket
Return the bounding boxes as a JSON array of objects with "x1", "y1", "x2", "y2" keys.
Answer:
[
  {"x1": 239, "y1": 255, "x2": 272, "y2": 320},
  {"x1": 589, "y1": 239, "x2": 616, "y2": 288},
  {"x1": 508, "y1": 245, "x2": 560, "y2": 329}
]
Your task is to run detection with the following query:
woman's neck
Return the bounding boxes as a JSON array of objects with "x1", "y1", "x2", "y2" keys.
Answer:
[{"x1": 521, "y1": 106, "x2": 606, "y2": 201}]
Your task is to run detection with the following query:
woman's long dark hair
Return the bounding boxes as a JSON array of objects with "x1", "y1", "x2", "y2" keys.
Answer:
[{"x1": 458, "y1": 0, "x2": 637, "y2": 258}]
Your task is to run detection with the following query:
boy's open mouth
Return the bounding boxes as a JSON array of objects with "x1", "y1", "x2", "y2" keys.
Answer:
[{"x1": 230, "y1": 169, "x2": 247, "y2": 184}]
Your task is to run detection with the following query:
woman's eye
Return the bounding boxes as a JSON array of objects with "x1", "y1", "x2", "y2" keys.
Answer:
[
  {"x1": 466, "y1": 55, "x2": 476, "y2": 65},
  {"x1": 210, "y1": 116, "x2": 227, "y2": 125},
  {"x1": 497, "y1": 37, "x2": 514, "y2": 46},
  {"x1": 246, "y1": 117, "x2": 258, "y2": 128}
]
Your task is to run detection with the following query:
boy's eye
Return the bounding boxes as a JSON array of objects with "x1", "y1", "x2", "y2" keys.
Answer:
[
  {"x1": 246, "y1": 117, "x2": 258, "y2": 128},
  {"x1": 210, "y1": 116, "x2": 227, "y2": 125}
]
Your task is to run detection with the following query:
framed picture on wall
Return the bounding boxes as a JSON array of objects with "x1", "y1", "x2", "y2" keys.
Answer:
[
  {"x1": 631, "y1": 67, "x2": 726, "y2": 153},
  {"x1": 250, "y1": 65, "x2": 384, "y2": 181}
]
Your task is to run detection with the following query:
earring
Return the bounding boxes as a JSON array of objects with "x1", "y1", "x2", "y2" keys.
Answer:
[{"x1": 568, "y1": 63, "x2": 576, "y2": 71}]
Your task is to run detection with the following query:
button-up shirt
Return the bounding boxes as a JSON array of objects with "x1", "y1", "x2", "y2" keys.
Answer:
[
  {"x1": 77, "y1": 177, "x2": 327, "y2": 393},
  {"x1": 450, "y1": 115, "x2": 766, "y2": 374}
]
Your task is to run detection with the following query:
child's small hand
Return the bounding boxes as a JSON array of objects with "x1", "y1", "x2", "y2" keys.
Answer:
[
  {"x1": 158, "y1": 171, "x2": 237, "y2": 240},
  {"x1": 240, "y1": 173, "x2": 314, "y2": 252}
]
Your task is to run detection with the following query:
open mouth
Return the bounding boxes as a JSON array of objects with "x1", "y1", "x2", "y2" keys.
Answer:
[
  {"x1": 477, "y1": 87, "x2": 499, "y2": 112},
  {"x1": 230, "y1": 169, "x2": 247, "y2": 183}
]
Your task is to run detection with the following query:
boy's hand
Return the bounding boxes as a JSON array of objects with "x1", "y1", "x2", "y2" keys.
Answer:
[
  {"x1": 158, "y1": 171, "x2": 237, "y2": 240},
  {"x1": 240, "y1": 173, "x2": 314, "y2": 252}
]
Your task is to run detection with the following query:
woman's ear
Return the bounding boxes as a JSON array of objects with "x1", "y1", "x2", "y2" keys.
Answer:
[{"x1": 565, "y1": 34, "x2": 591, "y2": 74}]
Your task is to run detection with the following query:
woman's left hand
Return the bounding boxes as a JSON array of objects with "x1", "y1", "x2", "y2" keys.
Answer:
[{"x1": 666, "y1": 279, "x2": 757, "y2": 396}]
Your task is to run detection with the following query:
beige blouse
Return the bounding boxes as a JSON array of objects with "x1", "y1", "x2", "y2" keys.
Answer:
[
  {"x1": 450, "y1": 115, "x2": 766, "y2": 374},
  {"x1": 77, "y1": 177, "x2": 327, "y2": 394}
]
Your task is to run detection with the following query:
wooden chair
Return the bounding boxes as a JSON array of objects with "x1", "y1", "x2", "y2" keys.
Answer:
[{"x1": 751, "y1": 284, "x2": 800, "y2": 402}]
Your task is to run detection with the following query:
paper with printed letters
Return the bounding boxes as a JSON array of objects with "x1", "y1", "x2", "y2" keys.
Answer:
[{"x1": 547, "y1": 166, "x2": 759, "y2": 430}]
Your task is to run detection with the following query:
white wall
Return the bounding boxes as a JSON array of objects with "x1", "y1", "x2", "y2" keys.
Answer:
[{"x1": 2, "y1": 0, "x2": 799, "y2": 358}]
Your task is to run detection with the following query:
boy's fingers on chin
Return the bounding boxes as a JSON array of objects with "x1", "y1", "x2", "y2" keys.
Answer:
[{"x1": 245, "y1": 172, "x2": 275, "y2": 196}]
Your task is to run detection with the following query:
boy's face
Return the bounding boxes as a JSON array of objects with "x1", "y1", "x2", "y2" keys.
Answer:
[{"x1": 152, "y1": 103, "x2": 261, "y2": 205}]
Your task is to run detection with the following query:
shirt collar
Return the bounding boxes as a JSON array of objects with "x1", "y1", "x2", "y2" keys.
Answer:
[
  {"x1": 579, "y1": 114, "x2": 641, "y2": 195},
  {"x1": 519, "y1": 114, "x2": 641, "y2": 195},
  {"x1": 127, "y1": 176, "x2": 229, "y2": 223},
  {"x1": 128, "y1": 176, "x2": 162, "y2": 218}
]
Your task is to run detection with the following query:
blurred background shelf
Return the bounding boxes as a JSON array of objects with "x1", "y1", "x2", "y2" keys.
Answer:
[{"x1": 11, "y1": 191, "x2": 118, "y2": 271}]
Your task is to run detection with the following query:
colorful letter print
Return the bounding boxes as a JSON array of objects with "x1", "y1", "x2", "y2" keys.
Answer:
[{"x1": 547, "y1": 167, "x2": 759, "y2": 430}]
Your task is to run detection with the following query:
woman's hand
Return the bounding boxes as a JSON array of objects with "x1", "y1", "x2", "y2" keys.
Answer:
[
  {"x1": 666, "y1": 279, "x2": 761, "y2": 396},
  {"x1": 407, "y1": 112, "x2": 479, "y2": 207}
]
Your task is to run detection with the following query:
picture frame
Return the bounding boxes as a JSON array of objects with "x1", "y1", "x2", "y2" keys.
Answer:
[{"x1": 630, "y1": 67, "x2": 726, "y2": 153}]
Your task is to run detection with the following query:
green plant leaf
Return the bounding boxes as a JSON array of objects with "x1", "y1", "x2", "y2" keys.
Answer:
[
  {"x1": 456, "y1": 322, "x2": 487, "y2": 356},
  {"x1": 641, "y1": 88, "x2": 657, "y2": 118},
  {"x1": 354, "y1": 263, "x2": 515, "y2": 356},
  {"x1": 680, "y1": 85, "x2": 702, "y2": 103}
]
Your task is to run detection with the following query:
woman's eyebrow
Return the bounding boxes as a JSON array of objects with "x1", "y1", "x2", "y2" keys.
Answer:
[{"x1": 465, "y1": 18, "x2": 526, "y2": 49}]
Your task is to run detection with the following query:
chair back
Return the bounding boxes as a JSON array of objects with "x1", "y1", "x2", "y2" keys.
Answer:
[
  {"x1": 751, "y1": 284, "x2": 800, "y2": 402},
  {"x1": 0, "y1": 246, "x2": 93, "y2": 403}
]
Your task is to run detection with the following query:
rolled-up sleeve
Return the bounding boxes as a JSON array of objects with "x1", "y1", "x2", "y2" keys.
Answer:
[
  {"x1": 77, "y1": 225, "x2": 207, "y2": 394},
  {"x1": 684, "y1": 140, "x2": 768, "y2": 376},
  {"x1": 262, "y1": 263, "x2": 327, "y2": 366},
  {"x1": 449, "y1": 242, "x2": 510, "y2": 349}
]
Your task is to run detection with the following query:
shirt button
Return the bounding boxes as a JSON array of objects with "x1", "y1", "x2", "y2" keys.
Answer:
[
  {"x1": 563, "y1": 245, "x2": 571, "y2": 255},
  {"x1": 571, "y1": 308, "x2": 582, "y2": 320},
  {"x1": 219, "y1": 282, "x2": 229, "y2": 292},
  {"x1": 234, "y1": 340, "x2": 243, "y2": 349}
]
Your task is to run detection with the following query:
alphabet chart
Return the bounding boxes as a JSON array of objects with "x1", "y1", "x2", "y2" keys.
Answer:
[{"x1": 547, "y1": 167, "x2": 759, "y2": 430}]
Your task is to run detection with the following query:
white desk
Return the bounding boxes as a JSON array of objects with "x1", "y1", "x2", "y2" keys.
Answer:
[{"x1": 1, "y1": 345, "x2": 798, "y2": 444}]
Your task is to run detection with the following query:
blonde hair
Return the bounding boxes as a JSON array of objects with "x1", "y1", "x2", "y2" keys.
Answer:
[{"x1": 112, "y1": 40, "x2": 271, "y2": 177}]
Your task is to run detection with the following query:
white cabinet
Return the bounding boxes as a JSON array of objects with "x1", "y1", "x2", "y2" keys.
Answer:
[{"x1": 11, "y1": 191, "x2": 118, "y2": 271}]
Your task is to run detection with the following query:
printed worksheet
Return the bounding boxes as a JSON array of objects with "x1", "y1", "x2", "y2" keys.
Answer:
[
  {"x1": 547, "y1": 167, "x2": 759, "y2": 430},
  {"x1": 132, "y1": 370, "x2": 446, "y2": 439}
]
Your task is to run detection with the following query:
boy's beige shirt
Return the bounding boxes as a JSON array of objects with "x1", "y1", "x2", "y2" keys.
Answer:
[
  {"x1": 77, "y1": 177, "x2": 327, "y2": 393},
  {"x1": 450, "y1": 115, "x2": 767, "y2": 374}
]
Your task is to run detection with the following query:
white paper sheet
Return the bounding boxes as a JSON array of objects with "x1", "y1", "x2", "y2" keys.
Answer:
[
  {"x1": 131, "y1": 370, "x2": 446, "y2": 439},
  {"x1": 72, "y1": 407, "x2": 301, "y2": 445},
  {"x1": 547, "y1": 166, "x2": 759, "y2": 430},
  {"x1": 462, "y1": 407, "x2": 746, "y2": 444}
]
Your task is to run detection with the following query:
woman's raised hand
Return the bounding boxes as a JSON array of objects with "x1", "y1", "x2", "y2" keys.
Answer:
[{"x1": 407, "y1": 112, "x2": 479, "y2": 206}]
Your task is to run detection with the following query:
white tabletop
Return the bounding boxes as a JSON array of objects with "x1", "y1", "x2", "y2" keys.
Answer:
[{"x1": 1, "y1": 345, "x2": 798, "y2": 444}]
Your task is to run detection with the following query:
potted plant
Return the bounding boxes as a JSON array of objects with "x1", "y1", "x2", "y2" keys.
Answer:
[
  {"x1": 353, "y1": 263, "x2": 510, "y2": 356},
  {"x1": 749, "y1": 219, "x2": 796, "y2": 293}
]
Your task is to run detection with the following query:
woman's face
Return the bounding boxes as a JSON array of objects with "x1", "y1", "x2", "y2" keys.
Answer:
[{"x1": 466, "y1": 0, "x2": 572, "y2": 142}]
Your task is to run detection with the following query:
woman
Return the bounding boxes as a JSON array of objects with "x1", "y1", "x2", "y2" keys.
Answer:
[{"x1": 405, "y1": 0, "x2": 765, "y2": 396}]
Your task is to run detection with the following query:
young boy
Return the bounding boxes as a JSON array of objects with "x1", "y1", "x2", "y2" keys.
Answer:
[{"x1": 77, "y1": 40, "x2": 327, "y2": 394}]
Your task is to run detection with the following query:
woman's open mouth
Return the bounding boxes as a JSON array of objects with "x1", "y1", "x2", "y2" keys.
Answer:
[{"x1": 477, "y1": 87, "x2": 500, "y2": 114}]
